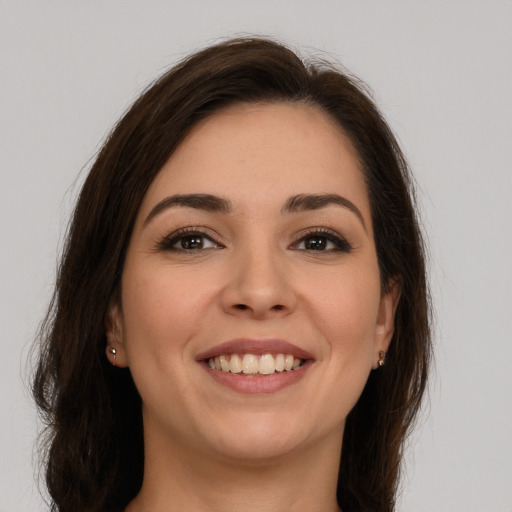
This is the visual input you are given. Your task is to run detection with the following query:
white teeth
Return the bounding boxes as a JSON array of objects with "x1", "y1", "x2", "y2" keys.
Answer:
[
  {"x1": 275, "y1": 353, "x2": 285, "y2": 372},
  {"x1": 219, "y1": 354, "x2": 230, "y2": 372},
  {"x1": 229, "y1": 354, "x2": 242, "y2": 373},
  {"x1": 242, "y1": 354, "x2": 259, "y2": 374},
  {"x1": 259, "y1": 354, "x2": 276, "y2": 375},
  {"x1": 207, "y1": 353, "x2": 305, "y2": 375}
]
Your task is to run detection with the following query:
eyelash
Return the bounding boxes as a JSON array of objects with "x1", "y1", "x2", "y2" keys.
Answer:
[
  {"x1": 156, "y1": 226, "x2": 352, "y2": 253},
  {"x1": 291, "y1": 228, "x2": 352, "y2": 253},
  {"x1": 156, "y1": 226, "x2": 223, "y2": 252}
]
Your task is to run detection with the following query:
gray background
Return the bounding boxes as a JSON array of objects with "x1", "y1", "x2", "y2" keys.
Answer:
[{"x1": 1, "y1": 1, "x2": 511, "y2": 511}]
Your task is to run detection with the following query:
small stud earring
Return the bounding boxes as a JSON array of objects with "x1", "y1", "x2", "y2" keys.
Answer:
[
  {"x1": 108, "y1": 346, "x2": 117, "y2": 367},
  {"x1": 378, "y1": 351, "x2": 386, "y2": 367}
]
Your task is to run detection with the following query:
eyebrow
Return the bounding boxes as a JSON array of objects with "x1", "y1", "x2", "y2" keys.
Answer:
[
  {"x1": 143, "y1": 192, "x2": 366, "y2": 231},
  {"x1": 283, "y1": 193, "x2": 366, "y2": 231},
  {"x1": 143, "y1": 194, "x2": 232, "y2": 226}
]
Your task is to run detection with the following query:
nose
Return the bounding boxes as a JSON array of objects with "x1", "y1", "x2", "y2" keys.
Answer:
[{"x1": 220, "y1": 247, "x2": 297, "y2": 320}]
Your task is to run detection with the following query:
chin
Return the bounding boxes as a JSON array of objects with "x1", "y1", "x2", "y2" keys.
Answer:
[{"x1": 200, "y1": 411, "x2": 316, "y2": 463}]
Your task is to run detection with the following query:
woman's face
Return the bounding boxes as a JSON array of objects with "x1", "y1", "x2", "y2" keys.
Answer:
[{"x1": 108, "y1": 102, "x2": 398, "y2": 462}]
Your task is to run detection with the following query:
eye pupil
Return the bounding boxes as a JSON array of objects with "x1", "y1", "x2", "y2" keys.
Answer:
[
  {"x1": 182, "y1": 236, "x2": 203, "y2": 249},
  {"x1": 305, "y1": 236, "x2": 326, "y2": 250}
]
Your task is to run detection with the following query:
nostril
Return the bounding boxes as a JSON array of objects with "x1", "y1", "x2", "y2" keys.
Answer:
[{"x1": 231, "y1": 303, "x2": 286, "y2": 314}]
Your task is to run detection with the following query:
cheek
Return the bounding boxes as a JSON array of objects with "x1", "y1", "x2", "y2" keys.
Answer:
[
  {"x1": 291, "y1": 267, "x2": 382, "y2": 431},
  {"x1": 118, "y1": 262, "x2": 220, "y2": 420},
  {"x1": 304, "y1": 265, "x2": 381, "y2": 358},
  {"x1": 120, "y1": 262, "x2": 216, "y2": 360}
]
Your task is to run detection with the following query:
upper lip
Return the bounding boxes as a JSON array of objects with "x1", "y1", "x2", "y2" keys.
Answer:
[{"x1": 195, "y1": 338, "x2": 315, "y2": 361}]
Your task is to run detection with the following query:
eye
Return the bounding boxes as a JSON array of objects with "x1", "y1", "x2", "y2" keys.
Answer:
[
  {"x1": 173, "y1": 234, "x2": 217, "y2": 250},
  {"x1": 292, "y1": 229, "x2": 352, "y2": 253},
  {"x1": 157, "y1": 228, "x2": 222, "y2": 252}
]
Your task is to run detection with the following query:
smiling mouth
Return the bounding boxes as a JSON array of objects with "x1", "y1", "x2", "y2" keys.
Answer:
[{"x1": 207, "y1": 353, "x2": 305, "y2": 375}]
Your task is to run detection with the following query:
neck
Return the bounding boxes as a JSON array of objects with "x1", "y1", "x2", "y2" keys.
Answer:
[{"x1": 127, "y1": 422, "x2": 343, "y2": 512}]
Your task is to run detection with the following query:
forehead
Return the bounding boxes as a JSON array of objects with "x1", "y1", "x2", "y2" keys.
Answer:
[{"x1": 138, "y1": 102, "x2": 370, "y2": 220}]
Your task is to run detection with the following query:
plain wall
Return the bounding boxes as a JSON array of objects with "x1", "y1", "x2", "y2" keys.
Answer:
[{"x1": 1, "y1": 1, "x2": 511, "y2": 510}]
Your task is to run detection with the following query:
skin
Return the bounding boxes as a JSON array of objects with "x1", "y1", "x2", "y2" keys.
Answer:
[{"x1": 107, "y1": 102, "x2": 400, "y2": 512}]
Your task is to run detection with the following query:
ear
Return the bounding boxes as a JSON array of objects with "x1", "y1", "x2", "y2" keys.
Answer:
[
  {"x1": 372, "y1": 278, "x2": 401, "y2": 369},
  {"x1": 105, "y1": 301, "x2": 129, "y2": 368}
]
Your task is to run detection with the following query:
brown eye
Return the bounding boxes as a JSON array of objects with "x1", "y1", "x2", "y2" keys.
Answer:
[
  {"x1": 292, "y1": 230, "x2": 352, "y2": 253},
  {"x1": 180, "y1": 235, "x2": 205, "y2": 250},
  {"x1": 158, "y1": 229, "x2": 222, "y2": 252},
  {"x1": 303, "y1": 236, "x2": 328, "y2": 250},
  {"x1": 172, "y1": 234, "x2": 219, "y2": 250}
]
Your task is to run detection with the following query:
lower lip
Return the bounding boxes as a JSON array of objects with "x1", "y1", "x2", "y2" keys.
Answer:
[{"x1": 201, "y1": 361, "x2": 313, "y2": 394}]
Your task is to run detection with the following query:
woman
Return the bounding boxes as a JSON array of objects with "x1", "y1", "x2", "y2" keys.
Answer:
[{"x1": 33, "y1": 37, "x2": 431, "y2": 512}]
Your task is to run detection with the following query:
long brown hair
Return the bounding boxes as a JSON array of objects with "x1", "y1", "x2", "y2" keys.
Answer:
[{"x1": 33, "y1": 37, "x2": 431, "y2": 512}]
